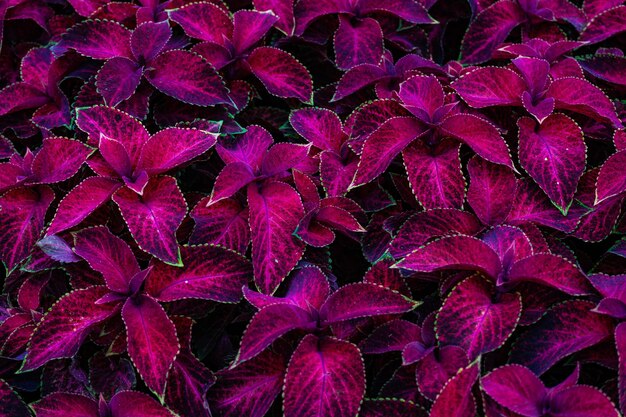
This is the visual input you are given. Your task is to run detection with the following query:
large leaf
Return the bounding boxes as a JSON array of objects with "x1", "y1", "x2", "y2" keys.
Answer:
[
  {"x1": 109, "y1": 391, "x2": 176, "y2": 417},
  {"x1": 96, "y1": 57, "x2": 143, "y2": 107},
  {"x1": 0, "y1": 185, "x2": 54, "y2": 272},
  {"x1": 320, "y1": 283, "x2": 416, "y2": 324},
  {"x1": 437, "y1": 276, "x2": 521, "y2": 361},
  {"x1": 32, "y1": 393, "x2": 97, "y2": 417},
  {"x1": 0, "y1": 379, "x2": 31, "y2": 417},
  {"x1": 168, "y1": 2, "x2": 233, "y2": 45},
  {"x1": 247, "y1": 181, "x2": 305, "y2": 294},
  {"x1": 430, "y1": 364, "x2": 479, "y2": 417},
  {"x1": 122, "y1": 295, "x2": 179, "y2": 397},
  {"x1": 507, "y1": 254, "x2": 592, "y2": 295},
  {"x1": 248, "y1": 47, "x2": 313, "y2": 102},
  {"x1": 73, "y1": 226, "x2": 139, "y2": 294},
  {"x1": 517, "y1": 115, "x2": 585, "y2": 213},
  {"x1": 189, "y1": 197, "x2": 249, "y2": 253},
  {"x1": 549, "y1": 386, "x2": 620, "y2": 417},
  {"x1": 56, "y1": 19, "x2": 132, "y2": 59},
  {"x1": 113, "y1": 176, "x2": 186, "y2": 266},
  {"x1": 395, "y1": 235, "x2": 502, "y2": 279},
  {"x1": 360, "y1": 398, "x2": 427, "y2": 417},
  {"x1": 467, "y1": 157, "x2": 517, "y2": 225},
  {"x1": 284, "y1": 335, "x2": 365, "y2": 417},
  {"x1": 579, "y1": 6, "x2": 626, "y2": 44},
  {"x1": 596, "y1": 150, "x2": 626, "y2": 203},
  {"x1": 145, "y1": 50, "x2": 231, "y2": 107},
  {"x1": 47, "y1": 177, "x2": 121, "y2": 235},
  {"x1": 232, "y1": 9, "x2": 279, "y2": 53},
  {"x1": 481, "y1": 365, "x2": 546, "y2": 417},
  {"x1": 31, "y1": 138, "x2": 93, "y2": 184},
  {"x1": 146, "y1": 245, "x2": 251, "y2": 302},
  {"x1": 509, "y1": 301, "x2": 613, "y2": 374},
  {"x1": 130, "y1": 21, "x2": 172, "y2": 62},
  {"x1": 452, "y1": 67, "x2": 526, "y2": 107},
  {"x1": 290, "y1": 108, "x2": 344, "y2": 153},
  {"x1": 334, "y1": 15, "x2": 383, "y2": 70},
  {"x1": 22, "y1": 286, "x2": 117, "y2": 371}
]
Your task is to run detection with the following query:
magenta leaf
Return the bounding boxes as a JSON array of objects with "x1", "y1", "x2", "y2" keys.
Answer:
[
  {"x1": 32, "y1": 393, "x2": 98, "y2": 417},
  {"x1": 283, "y1": 335, "x2": 365, "y2": 417},
  {"x1": 47, "y1": 177, "x2": 121, "y2": 236},
  {"x1": 168, "y1": 2, "x2": 233, "y2": 45},
  {"x1": 121, "y1": 295, "x2": 179, "y2": 397},
  {"x1": 22, "y1": 286, "x2": 117, "y2": 371},
  {"x1": 509, "y1": 301, "x2": 613, "y2": 374},
  {"x1": 130, "y1": 21, "x2": 171, "y2": 63},
  {"x1": 109, "y1": 390, "x2": 176, "y2": 417},
  {"x1": 137, "y1": 128, "x2": 218, "y2": 175},
  {"x1": 165, "y1": 350, "x2": 214, "y2": 417},
  {"x1": 254, "y1": 0, "x2": 295, "y2": 35},
  {"x1": 0, "y1": 185, "x2": 54, "y2": 272},
  {"x1": 467, "y1": 157, "x2": 517, "y2": 225},
  {"x1": 31, "y1": 138, "x2": 93, "y2": 184},
  {"x1": 73, "y1": 226, "x2": 139, "y2": 294},
  {"x1": 334, "y1": 16, "x2": 383, "y2": 70},
  {"x1": 247, "y1": 181, "x2": 305, "y2": 294},
  {"x1": 359, "y1": 0, "x2": 434, "y2": 23},
  {"x1": 0, "y1": 379, "x2": 30, "y2": 417},
  {"x1": 145, "y1": 50, "x2": 231, "y2": 107},
  {"x1": 616, "y1": 322, "x2": 626, "y2": 414},
  {"x1": 402, "y1": 139, "x2": 466, "y2": 209},
  {"x1": 248, "y1": 47, "x2": 313, "y2": 102},
  {"x1": 481, "y1": 365, "x2": 546, "y2": 417},
  {"x1": 96, "y1": 57, "x2": 143, "y2": 107},
  {"x1": 395, "y1": 235, "x2": 502, "y2": 279},
  {"x1": 415, "y1": 345, "x2": 469, "y2": 400},
  {"x1": 461, "y1": 0, "x2": 526, "y2": 64},
  {"x1": 209, "y1": 348, "x2": 287, "y2": 417},
  {"x1": 517, "y1": 114, "x2": 585, "y2": 213},
  {"x1": 596, "y1": 150, "x2": 626, "y2": 203},
  {"x1": 237, "y1": 303, "x2": 315, "y2": 363},
  {"x1": 549, "y1": 386, "x2": 620, "y2": 417},
  {"x1": 289, "y1": 108, "x2": 344, "y2": 153},
  {"x1": 56, "y1": 19, "x2": 132, "y2": 59},
  {"x1": 145, "y1": 245, "x2": 251, "y2": 302},
  {"x1": 320, "y1": 283, "x2": 416, "y2": 324},
  {"x1": 113, "y1": 176, "x2": 186, "y2": 266},
  {"x1": 189, "y1": 197, "x2": 249, "y2": 253},
  {"x1": 430, "y1": 364, "x2": 479, "y2": 417},
  {"x1": 507, "y1": 254, "x2": 592, "y2": 295},
  {"x1": 579, "y1": 6, "x2": 626, "y2": 44},
  {"x1": 360, "y1": 398, "x2": 427, "y2": 417},
  {"x1": 452, "y1": 67, "x2": 526, "y2": 107},
  {"x1": 232, "y1": 9, "x2": 278, "y2": 53},
  {"x1": 359, "y1": 319, "x2": 421, "y2": 354},
  {"x1": 437, "y1": 275, "x2": 522, "y2": 360}
]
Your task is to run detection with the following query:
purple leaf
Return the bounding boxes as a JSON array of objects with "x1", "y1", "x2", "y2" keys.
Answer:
[
  {"x1": 31, "y1": 138, "x2": 93, "y2": 184},
  {"x1": 437, "y1": 275, "x2": 521, "y2": 360},
  {"x1": 467, "y1": 157, "x2": 517, "y2": 225},
  {"x1": 403, "y1": 139, "x2": 466, "y2": 209},
  {"x1": 189, "y1": 197, "x2": 249, "y2": 253},
  {"x1": 359, "y1": 0, "x2": 434, "y2": 23},
  {"x1": 57, "y1": 19, "x2": 132, "y2": 59},
  {"x1": 616, "y1": 322, "x2": 626, "y2": 414},
  {"x1": 130, "y1": 21, "x2": 171, "y2": 62},
  {"x1": 248, "y1": 47, "x2": 313, "y2": 102},
  {"x1": 146, "y1": 244, "x2": 251, "y2": 302},
  {"x1": 452, "y1": 67, "x2": 526, "y2": 107},
  {"x1": 232, "y1": 10, "x2": 278, "y2": 53},
  {"x1": 320, "y1": 283, "x2": 416, "y2": 324},
  {"x1": 113, "y1": 176, "x2": 186, "y2": 265},
  {"x1": 137, "y1": 128, "x2": 218, "y2": 175},
  {"x1": 517, "y1": 114, "x2": 585, "y2": 213},
  {"x1": 22, "y1": 286, "x2": 117, "y2": 371},
  {"x1": 32, "y1": 393, "x2": 97, "y2": 417},
  {"x1": 0, "y1": 185, "x2": 54, "y2": 272},
  {"x1": 580, "y1": 55, "x2": 626, "y2": 87},
  {"x1": 0, "y1": 82, "x2": 49, "y2": 116},
  {"x1": 145, "y1": 50, "x2": 231, "y2": 107},
  {"x1": 395, "y1": 235, "x2": 502, "y2": 279},
  {"x1": 36, "y1": 235, "x2": 80, "y2": 263},
  {"x1": 237, "y1": 303, "x2": 315, "y2": 363},
  {"x1": 334, "y1": 16, "x2": 383, "y2": 70},
  {"x1": 579, "y1": 6, "x2": 626, "y2": 44},
  {"x1": 122, "y1": 295, "x2": 179, "y2": 397},
  {"x1": 507, "y1": 254, "x2": 592, "y2": 295},
  {"x1": 208, "y1": 348, "x2": 287, "y2": 417},
  {"x1": 254, "y1": 0, "x2": 295, "y2": 35},
  {"x1": 0, "y1": 379, "x2": 31, "y2": 417},
  {"x1": 359, "y1": 319, "x2": 421, "y2": 354},
  {"x1": 549, "y1": 385, "x2": 619, "y2": 417},
  {"x1": 109, "y1": 391, "x2": 176, "y2": 417},
  {"x1": 165, "y1": 349, "x2": 214, "y2": 417},
  {"x1": 596, "y1": 150, "x2": 626, "y2": 204},
  {"x1": 210, "y1": 162, "x2": 257, "y2": 203},
  {"x1": 247, "y1": 181, "x2": 305, "y2": 294},
  {"x1": 284, "y1": 335, "x2": 365, "y2": 417},
  {"x1": 430, "y1": 364, "x2": 479, "y2": 417},
  {"x1": 509, "y1": 300, "x2": 613, "y2": 374},
  {"x1": 168, "y1": 2, "x2": 233, "y2": 45},
  {"x1": 360, "y1": 398, "x2": 427, "y2": 417},
  {"x1": 481, "y1": 365, "x2": 546, "y2": 417},
  {"x1": 73, "y1": 226, "x2": 139, "y2": 294},
  {"x1": 461, "y1": 0, "x2": 526, "y2": 64},
  {"x1": 415, "y1": 345, "x2": 469, "y2": 400},
  {"x1": 47, "y1": 177, "x2": 121, "y2": 236},
  {"x1": 289, "y1": 108, "x2": 344, "y2": 153},
  {"x1": 96, "y1": 58, "x2": 143, "y2": 107}
]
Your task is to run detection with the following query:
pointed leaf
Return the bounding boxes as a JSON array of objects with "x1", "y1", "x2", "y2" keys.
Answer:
[
  {"x1": 290, "y1": 108, "x2": 344, "y2": 153},
  {"x1": 248, "y1": 181, "x2": 305, "y2": 294},
  {"x1": 31, "y1": 138, "x2": 93, "y2": 184},
  {"x1": 284, "y1": 335, "x2": 365, "y2": 417},
  {"x1": 131, "y1": 21, "x2": 171, "y2": 62},
  {"x1": 96, "y1": 57, "x2": 143, "y2": 107},
  {"x1": 430, "y1": 364, "x2": 479, "y2": 417},
  {"x1": 113, "y1": 176, "x2": 186, "y2": 265},
  {"x1": 22, "y1": 286, "x2": 117, "y2": 371},
  {"x1": 508, "y1": 254, "x2": 591, "y2": 295},
  {"x1": 509, "y1": 301, "x2": 613, "y2": 374},
  {"x1": 165, "y1": 350, "x2": 214, "y2": 417},
  {"x1": 109, "y1": 391, "x2": 176, "y2": 417},
  {"x1": 334, "y1": 15, "x2": 383, "y2": 70},
  {"x1": 47, "y1": 177, "x2": 121, "y2": 236},
  {"x1": 548, "y1": 77, "x2": 621, "y2": 126},
  {"x1": 596, "y1": 150, "x2": 626, "y2": 203},
  {"x1": 481, "y1": 365, "x2": 546, "y2": 417},
  {"x1": 0, "y1": 185, "x2": 54, "y2": 272},
  {"x1": 248, "y1": 47, "x2": 313, "y2": 102},
  {"x1": 189, "y1": 197, "x2": 249, "y2": 253},
  {"x1": 57, "y1": 19, "x2": 132, "y2": 59},
  {"x1": 452, "y1": 67, "x2": 526, "y2": 107},
  {"x1": 122, "y1": 295, "x2": 178, "y2": 397},
  {"x1": 437, "y1": 275, "x2": 521, "y2": 360},
  {"x1": 145, "y1": 50, "x2": 231, "y2": 107},
  {"x1": 416, "y1": 346, "x2": 469, "y2": 400},
  {"x1": 549, "y1": 385, "x2": 619, "y2": 417},
  {"x1": 232, "y1": 10, "x2": 278, "y2": 53},
  {"x1": 32, "y1": 393, "x2": 97, "y2": 417},
  {"x1": 254, "y1": 0, "x2": 295, "y2": 35},
  {"x1": 168, "y1": 2, "x2": 233, "y2": 45},
  {"x1": 579, "y1": 6, "x2": 626, "y2": 44},
  {"x1": 395, "y1": 235, "x2": 502, "y2": 278},
  {"x1": 359, "y1": 319, "x2": 421, "y2": 354},
  {"x1": 467, "y1": 157, "x2": 517, "y2": 225}
]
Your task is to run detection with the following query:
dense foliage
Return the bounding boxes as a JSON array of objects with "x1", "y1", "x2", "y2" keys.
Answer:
[{"x1": 1, "y1": 0, "x2": 626, "y2": 416}]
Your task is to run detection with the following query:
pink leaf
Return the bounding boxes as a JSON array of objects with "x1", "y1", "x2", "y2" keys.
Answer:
[
  {"x1": 232, "y1": 10, "x2": 278, "y2": 54},
  {"x1": 96, "y1": 57, "x2": 143, "y2": 107},
  {"x1": 596, "y1": 150, "x2": 626, "y2": 204},
  {"x1": 481, "y1": 365, "x2": 546, "y2": 417},
  {"x1": 109, "y1": 390, "x2": 176, "y2": 417},
  {"x1": 189, "y1": 197, "x2": 249, "y2": 253},
  {"x1": 248, "y1": 47, "x2": 313, "y2": 102},
  {"x1": 467, "y1": 157, "x2": 517, "y2": 225},
  {"x1": 334, "y1": 16, "x2": 383, "y2": 70},
  {"x1": 58, "y1": 19, "x2": 132, "y2": 59},
  {"x1": 290, "y1": 108, "x2": 345, "y2": 153},
  {"x1": 32, "y1": 393, "x2": 97, "y2": 417},
  {"x1": 507, "y1": 254, "x2": 592, "y2": 295},
  {"x1": 284, "y1": 335, "x2": 365, "y2": 417},
  {"x1": 168, "y1": 2, "x2": 232, "y2": 45},
  {"x1": 452, "y1": 67, "x2": 526, "y2": 107},
  {"x1": 579, "y1": 6, "x2": 626, "y2": 44},
  {"x1": 130, "y1": 21, "x2": 171, "y2": 62},
  {"x1": 31, "y1": 137, "x2": 94, "y2": 184},
  {"x1": 430, "y1": 364, "x2": 479, "y2": 417}
]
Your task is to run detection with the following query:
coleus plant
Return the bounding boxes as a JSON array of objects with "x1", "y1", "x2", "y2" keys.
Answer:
[{"x1": 1, "y1": 0, "x2": 626, "y2": 416}]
